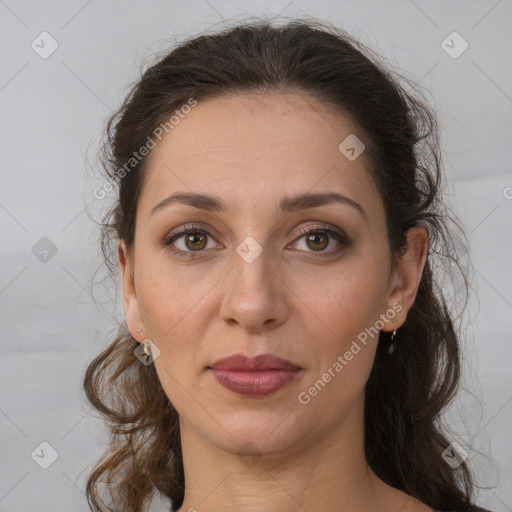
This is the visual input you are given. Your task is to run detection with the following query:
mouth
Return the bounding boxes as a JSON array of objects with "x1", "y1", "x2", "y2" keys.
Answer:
[{"x1": 208, "y1": 353, "x2": 302, "y2": 397}]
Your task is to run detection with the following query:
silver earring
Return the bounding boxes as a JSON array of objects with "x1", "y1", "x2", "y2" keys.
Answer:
[
  {"x1": 136, "y1": 327, "x2": 142, "y2": 333},
  {"x1": 388, "y1": 329, "x2": 397, "y2": 355}
]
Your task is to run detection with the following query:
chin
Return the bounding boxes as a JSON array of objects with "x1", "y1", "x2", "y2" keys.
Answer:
[{"x1": 207, "y1": 408, "x2": 308, "y2": 456}]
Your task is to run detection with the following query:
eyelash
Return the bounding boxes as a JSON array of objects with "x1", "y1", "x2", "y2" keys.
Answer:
[{"x1": 162, "y1": 223, "x2": 350, "y2": 260}]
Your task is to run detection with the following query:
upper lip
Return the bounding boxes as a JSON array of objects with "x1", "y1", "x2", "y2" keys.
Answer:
[{"x1": 209, "y1": 353, "x2": 301, "y2": 371}]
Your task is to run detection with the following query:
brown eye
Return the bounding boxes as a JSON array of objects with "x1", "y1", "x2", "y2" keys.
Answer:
[
  {"x1": 305, "y1": 232, "x2": 329, "y2": 251},
  {"x1": 164, "y1": 226, "x2": 218, "y2": 258},
  {"x1": 290, "y1": 226, "x2": 350, "y2": 257},
  {"x1": 184, "y1": 232, "x2": 207, "y2": 251}
]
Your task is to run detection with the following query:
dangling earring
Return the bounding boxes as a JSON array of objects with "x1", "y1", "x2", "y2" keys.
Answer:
[
  {"x1": 143, "y1": 339, "x2": 152, "y2": 358},
  {"x1": 388, "y1": 329, "x2": 397, "y2": 355}
]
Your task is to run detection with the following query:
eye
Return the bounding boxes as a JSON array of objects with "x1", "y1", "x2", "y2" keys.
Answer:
[
  {"x1": 290, "y1": 225, "x2": 349, "y2": 256},
  {"x1": 163, "y1": 223, "x2": 350, "y2": 259},
  {"x1": 163, "y1": 224, "x2": 220, "y2": 258}
]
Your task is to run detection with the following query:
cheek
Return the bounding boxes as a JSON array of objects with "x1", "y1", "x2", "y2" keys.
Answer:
[
  {"x1": 136, "y1": 252, "x2": 212, "y2": 332},
  {"x1": 290, "y1": 258, "x2": 387, "y2": 392},
  {"x1": 292, "y1": 272, "x2": 384, "y2": 418},
  {"x1": 292, "y1": 254, "x2": 388, "y2": 341},
  {"x1": 135, "y1": 257, "x2": 225, "y2": 391}
]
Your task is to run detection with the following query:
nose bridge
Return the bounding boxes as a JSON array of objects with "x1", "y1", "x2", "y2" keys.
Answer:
[
  {"x1": 220, "y1": 233, "x2": 287, "y2": 329},
  {"x1": 233, "y1": 234, "x2": 275, "y2": 301}
]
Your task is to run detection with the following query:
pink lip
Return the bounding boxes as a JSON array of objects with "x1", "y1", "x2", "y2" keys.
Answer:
[
  {"x1": 210, "y1": 353, "x2": 301, "y2": 372},
  {"x1": 208, "y1": 354, "x2": 302, "y2": 396}
]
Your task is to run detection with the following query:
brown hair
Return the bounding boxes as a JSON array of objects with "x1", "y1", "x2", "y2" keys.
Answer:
[{"x1": 84, "y1": 17, "x2": 475, "y2": 512}]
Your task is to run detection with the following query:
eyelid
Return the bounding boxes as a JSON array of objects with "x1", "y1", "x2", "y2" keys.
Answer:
[
  {"x1": 292, "y1": 223, "x2": 349, "y2": 244},
  {"x1": 164, "y1": 223, "x2": 213, "y2": 242}
]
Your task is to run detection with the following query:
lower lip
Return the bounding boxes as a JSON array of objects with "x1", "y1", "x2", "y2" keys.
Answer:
[{"x1": 209, "y1": 369, "x2": 301, "y2": 396}]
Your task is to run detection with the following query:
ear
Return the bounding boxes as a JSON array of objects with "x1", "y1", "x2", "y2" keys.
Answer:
[
  {"x1": 382, "y1": 226, "x2": 429, "y2": 331},
  {"x1": 118, "y1": 240, "x2": 145, "y2": 341}
]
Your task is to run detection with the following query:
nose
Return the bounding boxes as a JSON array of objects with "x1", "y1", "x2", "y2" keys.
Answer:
[{"x1": 219, "y1": 242, "x2": 289, "y2": 331}]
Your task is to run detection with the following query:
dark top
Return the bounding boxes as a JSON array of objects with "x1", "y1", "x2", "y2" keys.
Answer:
[{"x1": 433, "y1": 506, "x2": 493, "y2": 512}]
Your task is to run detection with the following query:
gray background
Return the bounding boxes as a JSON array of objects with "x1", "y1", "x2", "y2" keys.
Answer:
[{"x1": 1, "y1": 0, "x2": 511, "y2": 510}]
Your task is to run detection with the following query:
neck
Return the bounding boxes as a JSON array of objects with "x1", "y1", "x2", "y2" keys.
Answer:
[{"x1": 175, "y1": 399, "x2": 400, "y2": 512}]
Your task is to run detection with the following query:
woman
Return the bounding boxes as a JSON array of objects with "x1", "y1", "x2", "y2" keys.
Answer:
[{"x1": 84, "y1": 18, "x2": 490, "y2": 512}]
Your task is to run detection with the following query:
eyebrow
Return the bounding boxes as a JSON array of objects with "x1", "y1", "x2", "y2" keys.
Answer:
[{"x1": 150, "y1": 191, "x2": 366, "y2": 218}]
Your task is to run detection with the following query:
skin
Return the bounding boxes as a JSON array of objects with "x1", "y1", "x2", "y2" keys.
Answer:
[{"x1": 119, "y1": 92, "x2": 431, "y2": 512}]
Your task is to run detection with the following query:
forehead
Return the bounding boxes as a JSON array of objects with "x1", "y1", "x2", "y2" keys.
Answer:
[{"x1": 139, "y1": 92, "x2": 380, "y2": 217}]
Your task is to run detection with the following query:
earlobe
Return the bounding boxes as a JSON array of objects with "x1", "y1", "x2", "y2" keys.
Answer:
[{"x1": 384, "y1": 226, "x2": 429, "y2": 331}]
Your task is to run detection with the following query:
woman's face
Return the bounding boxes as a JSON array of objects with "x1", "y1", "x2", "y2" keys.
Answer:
[{"x1": 120, "y1": 93, "x2": 422, "y2": 457}]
